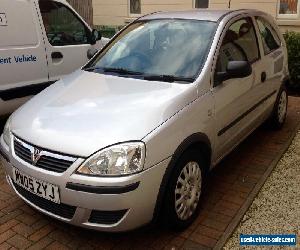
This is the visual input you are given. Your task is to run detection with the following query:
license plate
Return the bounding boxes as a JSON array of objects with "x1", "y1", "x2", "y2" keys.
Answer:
[{"x1": 12, "y1": 168, "x2": 60, "y2": 204}]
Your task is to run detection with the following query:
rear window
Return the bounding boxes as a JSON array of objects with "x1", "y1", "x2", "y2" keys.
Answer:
[
  {"x1": 0, "y1": 0, "x2": 38, "y2": 47},
  {"x1": 256, "y1": 17, "x2": 281, "y2": 55}
]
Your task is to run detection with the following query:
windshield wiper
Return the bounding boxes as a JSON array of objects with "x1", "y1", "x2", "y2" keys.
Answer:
[
  {"x1": 103, "y1": 67, "x2": 143, "y2": 75},
  {"x1": 84, "y1": 67, "x2": 143, "y2": 76},
  {"x1": 84, "y1": 67, "x2": 194, "y2": 83},
  {"x1": 83, "y1": 67, "x2": 103, "y2": 72},
  {"x1": 143, "y1": 75, "x2": 194, "y2": 83}
]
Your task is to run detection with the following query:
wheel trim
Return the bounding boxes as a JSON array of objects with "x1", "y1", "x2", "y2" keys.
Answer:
[
  {"x1": 175, "y1": 161, "x2": 202, "y2": 221},
  {"x1": 278, "y1": 91, "x2": 287, "y2": 123}
]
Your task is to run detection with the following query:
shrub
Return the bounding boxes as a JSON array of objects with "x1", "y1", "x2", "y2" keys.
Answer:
[
  {"x1": 283, "y1": 31, "x2": 300, "y2": 87},
  {"x1": 94, "y1": 25, "x2": 123, "y2": 38}
]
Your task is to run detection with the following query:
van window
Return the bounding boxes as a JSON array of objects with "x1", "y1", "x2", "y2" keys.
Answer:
[
  {"x1": 216, "y1": 17, "x2": 259, "y2": 73},
  {"x1": 256, "y1": 17, "x2": 281, "y2": 55},
  {"x1": 39, "y1": 1, "x2": 90, "y2": 46},
  {"x1": 0, "y1": 0, "x2": 38, "y2": 47}
]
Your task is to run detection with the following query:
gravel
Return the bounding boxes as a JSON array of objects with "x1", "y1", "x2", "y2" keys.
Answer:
[{"x1": 224, "y1": 131, "x2": 300, "y2": 250}]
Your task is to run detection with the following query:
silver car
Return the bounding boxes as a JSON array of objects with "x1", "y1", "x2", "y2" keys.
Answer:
[{"x1": 0, "y1": 9, "x2": 288, "y2": 232}]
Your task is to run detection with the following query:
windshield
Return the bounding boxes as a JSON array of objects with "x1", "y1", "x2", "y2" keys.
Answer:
[{"x1": 85, "y1": 19, "x2": 217, "y2": 83}]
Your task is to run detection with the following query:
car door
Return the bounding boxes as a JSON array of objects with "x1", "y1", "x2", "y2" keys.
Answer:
[
  {"x1": 37, "y1": 0, "x2": 103, "y2": 81},
  {"x1": 255, "y1": 16, "x2": 284, "y2": 110},
  {"x1": 212, "y1": 16, "x2": 265, "y2": 161},
  {"x1": 0, "y1": 0, "x2": 49, "y2": 114}
]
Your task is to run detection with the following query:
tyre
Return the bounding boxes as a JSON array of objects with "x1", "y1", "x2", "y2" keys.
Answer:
[
  {"x1": 268, "y1": 86, "x2": 288, "y2": 129},
  {"x1": 163, "y1": 149, "x2": 207, "y2": 231}
]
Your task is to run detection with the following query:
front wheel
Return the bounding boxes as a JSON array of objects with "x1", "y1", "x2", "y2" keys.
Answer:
[
  {"x1": 163, "y1": 149, "x2": 206, "y2": 231},
  {"x1": 268, "y1": 86, "x2": 288, "y2": 129}
]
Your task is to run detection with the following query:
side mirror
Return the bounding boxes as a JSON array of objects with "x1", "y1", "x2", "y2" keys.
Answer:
[
  {"x1": 90, "y1": 29, "x2": 102, "y2": 45},
  {"x1": 215, "y1": 61, "x2": 252, "y2": 86},
  {"x1": 87, "y1": 48, "x2": 99, "y2": 59},
  {"x1": 227, "y1": 61, "x2": 252, "y2": 78}
]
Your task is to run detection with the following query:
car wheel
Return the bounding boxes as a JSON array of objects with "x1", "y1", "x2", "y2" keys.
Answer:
[
  {"x1": 268, "y1": 86, "x2": 288, "y2": 129},
  {"x1": 163, "y1": 149, "x2": 206, "y2": 231}
]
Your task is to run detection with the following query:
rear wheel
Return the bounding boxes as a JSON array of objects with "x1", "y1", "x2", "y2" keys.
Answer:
[
  {"x1": 268, "y1": 86, "x2": 288, "y2": 129},
  {"x1": 163, "y1": 149, "x2": 206, "y2": 230}
]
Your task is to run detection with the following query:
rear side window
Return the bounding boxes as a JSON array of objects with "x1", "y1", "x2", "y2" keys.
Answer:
[
  {"x1": 256, "y1": 17, "x2": 281, "y2": 55},
  {"x1": 39, "y1": 0, "x2": 90, "y2": 46}
]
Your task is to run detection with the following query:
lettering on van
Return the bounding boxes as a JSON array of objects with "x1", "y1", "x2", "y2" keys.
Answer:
[
  {"x1": 0, "y1": 55, "x2": 37, "y2": 65},
  {"x1": 0, "y1": 13, "x2": 7, "y2": 26}
]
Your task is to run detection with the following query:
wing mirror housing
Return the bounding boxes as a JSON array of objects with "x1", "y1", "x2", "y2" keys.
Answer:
[
  {"x1": 87, "y1": 48, "x2": 99, "y2": 59},
  {"x1": 90, "y1": 29, "x2": 102, "y2": 45},
  {"x1": 215, "y1": 61, "x2": 252, "y2": 86}
]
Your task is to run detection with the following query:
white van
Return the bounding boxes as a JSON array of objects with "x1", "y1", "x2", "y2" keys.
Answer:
[{"x1": 0, "y1": 0, "x2": 108, "y2": 116}]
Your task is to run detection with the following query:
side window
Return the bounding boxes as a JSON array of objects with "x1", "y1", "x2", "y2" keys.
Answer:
[
  {"x1": 39, "y1": 1, "x2": 90, "y2": 46},
  {"x1": 256, "y1": 17, "x2": 281, "y2": 55},
  {"x1": 216, "y1": 18, "x2": 259, "y2": 73}
]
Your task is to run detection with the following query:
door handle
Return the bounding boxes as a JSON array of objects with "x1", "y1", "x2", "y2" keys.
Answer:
[
  {"x1": 51, "y1": 52, "x2": 63, "y2": 59},
  {"x1": 261, "y1": 72, "x2": 267, "y2": 83}
]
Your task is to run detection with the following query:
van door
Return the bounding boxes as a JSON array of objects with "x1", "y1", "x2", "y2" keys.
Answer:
[
  {"x1": 0, "y1": 0, "x2": 49, "y2": 115},
  {"x1": 37, "y1": 0, "x2": 102, "y2": 81}
]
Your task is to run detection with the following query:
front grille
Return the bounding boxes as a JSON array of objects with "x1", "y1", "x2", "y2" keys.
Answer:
[
  {"x1": 14, "y1": 137, "x2": 77, "y2": 173},
  {"x1": 14, "y1": 139, "x2": 31, "y2": 162},
  {"x1": 88, "y1": 209, "x2": 128, "y2": 225},
  {"x1": 12, "y1": 181, "x2": 76, "y2": 219}
]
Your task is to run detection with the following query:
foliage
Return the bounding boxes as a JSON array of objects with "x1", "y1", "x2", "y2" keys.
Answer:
[
  {"x1": 94, "y1": 25, "x2": 123, "y2": 38},
  {"x1": 284, "y1": 31, "x2": 300, "y2": 87}
]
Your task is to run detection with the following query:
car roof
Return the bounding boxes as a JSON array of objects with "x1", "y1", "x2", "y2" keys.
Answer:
[
  {"x1": 139, "y1": 10, "x2": 232, "y2": 22},
  {"x1": 139, "y1": 9, "x2": 267, "y2": 22}
]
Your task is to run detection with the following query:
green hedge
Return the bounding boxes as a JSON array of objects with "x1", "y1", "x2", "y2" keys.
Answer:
[
  {"x1": 284, "y1": 31, "x2": 300, "y2": 87},
  {"x1": 94, "y1": 25, "x2": 123, "y2": 38}
]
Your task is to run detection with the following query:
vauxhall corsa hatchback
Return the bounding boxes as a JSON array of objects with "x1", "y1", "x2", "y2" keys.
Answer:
[{"x1": 0, "y1": 9, "x2": 288, "y2": 232}]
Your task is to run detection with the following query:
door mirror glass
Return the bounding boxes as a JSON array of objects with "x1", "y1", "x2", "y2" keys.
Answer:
[
  {"x1": 90, "y1": 29, "x2": 102, "y2": 45},
  {"x1": 215, "y1": 61, "x2": 252, "y2": 84},
  {"x1": 227, "y1": 61, "x2": 252, "y2": 78}
]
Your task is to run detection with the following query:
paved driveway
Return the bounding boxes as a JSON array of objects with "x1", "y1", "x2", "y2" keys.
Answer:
[{"x1": 0, "y1": 97, "x2": 299, "y2": 250}]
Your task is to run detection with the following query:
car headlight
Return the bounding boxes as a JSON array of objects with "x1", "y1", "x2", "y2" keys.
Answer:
[
  {"x1": 76, "y1": 142, "x2": 145, "y2": 176},
  {"x1": 3, "y1": 117, "x2": 11, "y2": 146}
]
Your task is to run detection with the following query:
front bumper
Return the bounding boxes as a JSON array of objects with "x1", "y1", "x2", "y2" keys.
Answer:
[{"x1": 0, "y1": 135, "x2": 170, "y2": 232}]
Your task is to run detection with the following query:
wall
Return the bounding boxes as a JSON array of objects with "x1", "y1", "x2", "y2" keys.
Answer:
[
  {"x1": 93, "y1": 0, "x2": 194, "y2": 26},
  {"x1": 209, "y1": 0, "x2": 300, "y2": 32},
  {"x1": 142, "y1": 0, "x2": 193, "y2": 14},
  {"x1": 93, "y1": 0, "x2": 128, "y2": 26},
  {"x1": 209, "y1": 0, "x2": 229, "y2": 9},
  {"x1": 93, "y1": 0, "x2": 300, "y2": 32},
  {"x1": 229, "y1": 0, "x2": 278, "y2": 17},
  {"x1": 209, "y1": 0, "x2": 279, "y2": 16},
  {"x1": 92, "y1": 0, "x2": 279, "y2": 26}
]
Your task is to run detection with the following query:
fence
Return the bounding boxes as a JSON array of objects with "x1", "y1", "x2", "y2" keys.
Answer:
[{"x1": 67, "y1": 0, "x2": 93, "y2": 26}]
